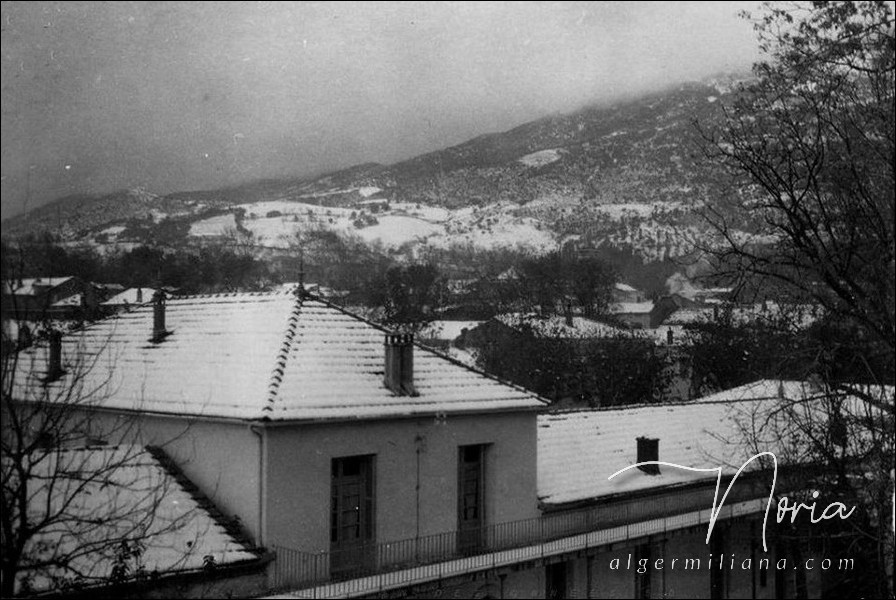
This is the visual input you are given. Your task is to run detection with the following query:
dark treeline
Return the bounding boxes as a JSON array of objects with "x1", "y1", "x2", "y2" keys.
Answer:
[
  {"x1": 470, "y1": 330, "x2": 672, "y2": 407},
  {"x1": 684, "y1": 307, "x2": 895, "y2": 392},
  {"x1": 2, "y1": 234, "x2": 272, "y2": 294}
]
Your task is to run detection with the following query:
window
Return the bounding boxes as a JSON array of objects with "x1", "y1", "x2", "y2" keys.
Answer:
[
  {"x1": 458, "y1": 444, "x2": 486, "y2": 553},
  {"x1": 330, "y1": 455, "x2": 375, "y2": 575},
  {"x1": 546, "y1": 560, "x2": 570, "y2": 600}
]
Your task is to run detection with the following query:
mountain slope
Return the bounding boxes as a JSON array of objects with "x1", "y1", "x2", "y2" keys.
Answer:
[{"x1": 2, "y1": 78, "x2": 751, "y2": 263}]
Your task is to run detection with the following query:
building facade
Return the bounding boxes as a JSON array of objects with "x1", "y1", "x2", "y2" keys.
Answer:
[{"x1": 9, "y1": 289, "x2": 845, "y2": 598}]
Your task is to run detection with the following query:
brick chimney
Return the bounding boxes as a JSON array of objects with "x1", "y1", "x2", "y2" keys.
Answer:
[
  {"x1": 636, "y1": 437, "x2": 660, "y2": 475},
  {"x1": 46, "y1": 330, "x2": 64, "y2": 381},
  {"x1": 384, "y1": 333, "x2": 417, "y2": 396},
  {"x1": 564, "y1": 301, "x2": 574, "y2": 327},
  {"x1": 666, "y1": 328, "x2": 674, "y2": 345},
  {"x1": 136, "y1": 287, "x2": 143, "y2": 303},
  {"x1": 151, "y1": 290, "x2": 168, "y2": 343}
]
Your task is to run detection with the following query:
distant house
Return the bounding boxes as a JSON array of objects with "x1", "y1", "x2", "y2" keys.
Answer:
[
  {"x1": 693, "y1": 286, "x2": 736, "y2": 304},
  {"x1": 612, "y1": 282, "x2": 646, "y2": 304},
  {"x1": 92, "y1": 281, "x2": 126, "y2": 301},
  {"x1": 100, "y1": 286, "x2": 160, "y2": 313},
  {"x1": 609, "y1": 300, "x2": 655, "y2": 329},
  {"x1": 650, "y1": 292, "x2": 701, "y2": 327},
  {"x1": 610, "y1": 292, "x2": 704, "y2": 330},
  {"x1": 1, "y1": 276, "x2": 99, "y2": 321}
]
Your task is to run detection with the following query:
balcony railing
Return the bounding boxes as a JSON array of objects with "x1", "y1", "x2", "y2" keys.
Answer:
[{"x1": 271, "y1": 481, "x2": 769, "y2": 594}]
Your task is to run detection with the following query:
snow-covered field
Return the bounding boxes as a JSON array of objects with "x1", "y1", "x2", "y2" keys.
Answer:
[
  {"x1": 185, "y1": 199, "x2": 557, "y2": 253},
  {"x1": 352, "y1": 216, "x2": 443, "y2": 247},
  {"x1": 189, "y1": 213, "x2": 237, "y2": 237}
]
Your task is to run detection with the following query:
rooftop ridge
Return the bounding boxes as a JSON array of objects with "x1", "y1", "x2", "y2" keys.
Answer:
[
  {"x1": 540, "y1": 396, "x2": 777, "y2": 417},
  {"x1": 166, "y1": 289, "x2": 293, "y2": 301},
  {"x1": 31, "y1": 289, "x2": 295, "y2": 342},
  {"x1": 538, "y1": 380, "x2": 820, "y2": 416},
  {"x1": 261, "y1": 291, "x2": 304, "y2": 414}
]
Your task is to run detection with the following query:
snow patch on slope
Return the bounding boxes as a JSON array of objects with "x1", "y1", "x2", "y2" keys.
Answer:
[{"x1": 518, "y1": 148, "x2": 563, "y2": 168}]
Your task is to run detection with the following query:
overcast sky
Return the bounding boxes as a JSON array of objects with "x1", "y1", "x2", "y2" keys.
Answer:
[{"x1": 1, "y1": 1, "x2": 760, "y2": 219}]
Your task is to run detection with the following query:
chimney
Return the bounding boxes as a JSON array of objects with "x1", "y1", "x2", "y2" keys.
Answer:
[
  {"x1": 136, "y1": 287, "x2": 143, "y2": 303},
  {"x1": 666, "y1": 328, "x2": 674, "y2": 345},
  {"x1": 151, "y1": 290, "x2": 168, "y2": 343},
  {"x1": 384, "y1": 333, "x2": 417, "y2": 396},
  {"x1": 636, "y1": 437, "x2": 660, "y2": 475},
  {"x1": 712, "y1": 305, "x2": 719, "y2": 320},
  {"x1": 565, "y1": 301, "x2": 574, "y2": 327},
  {"x1": 46, "y1": 330, "x2": 64, "y2": 381},
  {"x1": 295, "y1": 254, "x2": 306, "y2": 300}
]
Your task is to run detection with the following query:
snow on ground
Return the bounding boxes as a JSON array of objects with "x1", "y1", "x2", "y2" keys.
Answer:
[
  {"x1": 390, "y1": 202, "x2": 452, "y2": 222},
  {"x1": 431, "y1": 218, "x2": 555, "y2": 253},
  {"x1": 592, "y1": 201, "x2": 687, "y2": 219},
  {"x1": 518, "y1": 148, "x2": 563, "y2": 168},
  {"x1": 242, "y1": 218, "x2": 297, "y2": 247},
  {"x1": 352, "y1": 216, "x2": 443, "y2": 248},
  {"x1": 236, "y1": 200, "x2": 354, "y2": 218},
  {"x1": 186, "y1": 199, "x2": 556, "y2": 253},
  {"x1": 99, "y1": 225, "x2": 126, "y2": 236},
  {"x1": 358, "y1": 186, "x2": 381, "y2": 197},
  {"x1": 189, "y1": 213, "x2": 237, "y2": 237}
]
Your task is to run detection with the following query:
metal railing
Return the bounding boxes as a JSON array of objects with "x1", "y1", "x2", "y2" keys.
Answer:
[{"x1": 270, "y1": 480, "x2": 768, "y2": 592}]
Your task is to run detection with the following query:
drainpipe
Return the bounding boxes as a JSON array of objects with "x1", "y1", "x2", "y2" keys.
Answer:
[
  {"x1": 249, "y1": 423, "x2": 267, "y2": 547},
  {"x1": 414, "y1": 433, "x2": 425, "y2": 559}
]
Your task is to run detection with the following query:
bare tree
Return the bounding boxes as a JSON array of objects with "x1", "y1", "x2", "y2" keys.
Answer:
[
  {"x1": 699, "y1": 2, "x2": 895, "y2": 597},
  {"x1": 701, "y1": 1, "x2": 894, "y2": 354},
  {"x1": 1, "y1": 284, "x2": 197, "y2": 595}
]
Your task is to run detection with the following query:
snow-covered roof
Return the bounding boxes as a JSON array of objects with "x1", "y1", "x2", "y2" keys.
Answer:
[
  {"x1": 11, "y1": 290, "x2": 545, "y2": 421},
  {"x1": 101, "y1": 287, "x2": 160, "y2": 306},
  {"x1": 537, "y1": 380, "x2": 892, "y2": 505},
  {"x1": 614, "y1": 283, "x2": 639, "y2": 293},
  {"x1": 495, "y1": 313, "x2": 631, "y2": 339},
  {"x1": 50, "y1": 293, "x2": 84, "y2": 307},
  {"x1": 420, "y1": 320, "x2": 484, "y2": 341},
  {"x1": 17, "y1": 445, "x2": 257, "y2": 594},
  {"x1": 610, "y1": 301, "x2": 654, "y2": 315},
  {"x1": 4, "y1": 277, "x2": 75, "y2": 296},
  {"x1": 696, "y1": 286, "x2": 734, "y2": 295}
]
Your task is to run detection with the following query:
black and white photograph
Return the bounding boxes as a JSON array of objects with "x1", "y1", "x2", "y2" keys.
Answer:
[{"x1": 1, "y1": 2, "x2": 893, "y2": 598}]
